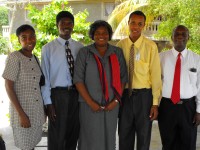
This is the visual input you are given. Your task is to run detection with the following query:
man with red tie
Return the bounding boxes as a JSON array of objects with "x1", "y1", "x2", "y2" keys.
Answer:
[{"x1": 158, "y1": 25, "x2": 200, "y2": 150}]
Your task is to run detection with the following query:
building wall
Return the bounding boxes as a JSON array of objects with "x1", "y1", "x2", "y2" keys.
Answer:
[{"x1": 7, "y1": 0, "x2": 115, "y2": 34}]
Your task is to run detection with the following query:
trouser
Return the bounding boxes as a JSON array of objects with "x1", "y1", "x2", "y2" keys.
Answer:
[
  {"x1": 158, "y1": 97, "x2": 197, "y2": 150},
  {"x1": 119, "y1": 89, "x2": 153, "y2": 150},
  {"x1": 48, "y1": 87, "x2": 79, "y2": 150}
]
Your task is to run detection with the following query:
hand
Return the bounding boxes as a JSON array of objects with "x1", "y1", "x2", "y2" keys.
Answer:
[
  {"x1": 19, "y1": 112, "x2": 31, "y2": 128},
  {"x1": 149, "y1": 105, "x2": 158, "y2": 121},
  {"x1": 46, "y1": 104, "x2": 56, "y2": 122},
  {"x1": 104, "y1": 100, "x2": 118, "y2": 112},
  {"x1": 193, "y1": 112, "x2": 200, "y2": 126},
  {"x1": 89, "y1": 100, "x2": 103, "y2": 112}
]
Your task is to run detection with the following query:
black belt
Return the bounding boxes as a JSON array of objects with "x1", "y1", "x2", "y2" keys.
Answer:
[
  {"x1": 132, "y1": 88, "x2": 150, "y2": 93},
  {"x1": 162, "y1": 97, "x2": 195, "y2": 105},
  {"x1": 52, "y1": 86, "x2": 76, "y2": 91}
]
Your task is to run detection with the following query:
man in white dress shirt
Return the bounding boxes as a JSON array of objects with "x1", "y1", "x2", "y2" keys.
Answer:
[{"x1": 158, "y1": 25, "x2": 200, "y2": 150}]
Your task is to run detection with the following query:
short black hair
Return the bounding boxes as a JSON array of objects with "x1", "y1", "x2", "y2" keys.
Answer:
[
  {"x1": 16, "y1": 24, "x2": 35, "y2": 37},
  {"x1": 56, "y1": 11, "x2": 74, "y2": 25},
  {"x1": 172, "y1": 25, "x2": 189, "y2": 36},
  {"x1": 89, "y1": 20, "x2": 113, "y2": 40},
  {"x1": 129, "y1": 10, "x2": 146, "y2": 22}
]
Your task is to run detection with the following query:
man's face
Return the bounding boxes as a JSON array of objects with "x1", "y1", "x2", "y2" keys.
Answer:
[
  {"x1": 128, "y1": 14, "x2": 145, "y2": 41},
  {"x1": 57, "y1": 17, "x2": 74, "y2": 40},
  {"x1": 172, "y1": 26, "x2": 189, "y2": 52}
]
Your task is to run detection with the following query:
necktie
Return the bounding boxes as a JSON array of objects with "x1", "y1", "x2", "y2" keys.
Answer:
[
  {"x1": 128, "y1": 44, "x2": 134, "y2": 97},
  {"x1": 65, "y1": 41, "x2": 74, "y2": 79},
  {"x1": 171, "y1": 53, "x2": 181, "y2": 104}
]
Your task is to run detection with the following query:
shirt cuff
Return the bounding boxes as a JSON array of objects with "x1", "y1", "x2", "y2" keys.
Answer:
[
  {"x1": 153, "y1": 98, "x2": 159, "y2": 106},
  {"x1": 44, "y1": 98, "x2": 52, "y2": 105},
  {"x1": 196, "y1": 104, "x2": 200, "y2": 113}
]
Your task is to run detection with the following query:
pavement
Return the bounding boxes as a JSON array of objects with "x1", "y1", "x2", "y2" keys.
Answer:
[
  {"x1": 0, "y1": 120, "x2": 199, "y2": 150},
  {"x1": 0, "y1": 54, "x2": 200, "y2": 150}
]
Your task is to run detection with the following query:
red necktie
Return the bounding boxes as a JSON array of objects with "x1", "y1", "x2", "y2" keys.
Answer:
[{"x1": 171, "y1": 53, "x2": 181, "y2": 104}]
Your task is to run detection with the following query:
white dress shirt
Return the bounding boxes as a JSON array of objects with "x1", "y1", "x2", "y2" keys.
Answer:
[
  {"x1": 160, "y1": 48, "x2": 200, "y2": 113},
  {"x1": 41, "y1": 37, "x2": 83, "y2": 105}
]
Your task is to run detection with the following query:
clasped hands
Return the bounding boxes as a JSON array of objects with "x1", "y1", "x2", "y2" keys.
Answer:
[{"x1": 89, "y1": 99, "x2": 118, "y2": 113}]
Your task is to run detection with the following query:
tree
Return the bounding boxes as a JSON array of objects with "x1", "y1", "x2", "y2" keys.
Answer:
[
  {"x1": 25, "y1": 0, "x2": 91, "y2": 57},
  {"x1": 0, "y1": 6, "x2": 9, "y2": 54},
  {"x1": 0, "y1": 6, "x2": 8, "y2": 33},
  {"x1": 146, "y1": 0, "x2": 200, "y2": 54},
  {"x1": 108, "y1": 0, "x2": 200, "y2": 54},
  {"x1": 0, "y1": 34, "x2": 9, "y2": 54}
]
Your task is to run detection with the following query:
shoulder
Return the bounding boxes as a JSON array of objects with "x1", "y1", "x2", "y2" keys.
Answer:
[
  {"x1": 71, "y1": 39, "x2": 84, "y2": 47},
  {"x1": 188, "y1": 50, "x2": 200, "y2": 61},
  {"x1": 142, "y1": 36, "x2": 157, "y2": 48},
  {"x1": 117, "y1": 38, "x2": 129, "y2": 45},
  {"x1": 109, "y1": 44, "x2": 123, "y2": 54},
  {"x1": 77, "y1": 44, "x2": 92, "y2": 56},
  {"x1": 42, "y1": 38, "x2": 59, "y2": 50},
  {"x1": 159, "y1": 50, "x2": 172, "y2": 59},
  {"x1": 7, "y1": 51, "x2": 21, "y2": 60}
]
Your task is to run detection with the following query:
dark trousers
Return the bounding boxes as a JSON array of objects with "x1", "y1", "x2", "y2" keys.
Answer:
[
  {"x1": 119, "y1": 89, "x2": 153, "y2": 150},
  {"x1": 158, "y1": 97, "x2": 197, "y2": 150},
  {"x1": 48, "y1": 88, "x2": 79, "y2": 150}
]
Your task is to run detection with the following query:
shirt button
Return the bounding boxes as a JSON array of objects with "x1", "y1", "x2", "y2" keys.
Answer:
[
  {"x1": 32, "y1": 68, "x2": 34, "y2": 70},
  {"x1": 33, "y1": 77, "x2": 35, "y2": 79},
  {"x1": 36, "y1": 100, "x2": 38, "y2": 102},
  {"x1": 34, "y1": 88, "x2": 37, "y2": 90},
  {"x1": 29, "y1": 59, "x2": 31, "y2": 61}
]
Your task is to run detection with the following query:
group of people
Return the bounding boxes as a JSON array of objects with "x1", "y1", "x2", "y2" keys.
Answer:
[{"x1": 2, "y1": 9, "x2": 200, "y2": 150}]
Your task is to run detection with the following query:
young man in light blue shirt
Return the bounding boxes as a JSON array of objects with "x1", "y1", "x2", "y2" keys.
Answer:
[{"x1": 41, "y1": 11, "x2": 83, "y2": 150}]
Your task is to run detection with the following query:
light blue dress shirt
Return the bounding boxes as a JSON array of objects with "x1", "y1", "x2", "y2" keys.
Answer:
[{"x1": 41, "y1": 37, "x2": 83, "y2": 105}]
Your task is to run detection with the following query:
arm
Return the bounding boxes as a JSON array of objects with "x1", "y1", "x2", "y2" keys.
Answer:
[
  {"x1": 104, "y1": 83, "x2": 126, "y2": 111},
  {"x1": 149, "y1": 44, "x2": 162, "y2": 120},
  {"x1": 41, "y1": 45, "x2": 56, "y2": 121},
  {"x1": 75, "y1": 82, "x2": 103, "y2": 112},
  {"x1": 193, "y1": 57, "x2": 200, "y2": 126},
  {"x1": 5, "y1": 79, "x2": 31, "y2": 128},
  {"x1": 74, "y1": 48, "x2": 103, "y2": 112},
  {"x1": 105, "y1": 47, "x2": 128, "y2": 111}
]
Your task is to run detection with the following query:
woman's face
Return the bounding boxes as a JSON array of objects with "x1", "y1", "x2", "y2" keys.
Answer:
[
  {"x1": 93, "y1": 26, "x2": 109, "y2": 47},
  {"x1": 18, "y1": 29, "x2": 36, "y2": 52}
]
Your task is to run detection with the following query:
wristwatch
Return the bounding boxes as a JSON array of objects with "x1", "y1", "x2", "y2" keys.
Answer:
[{"x1": 114, "y1": 99, "x2": 119, "y2": 103}]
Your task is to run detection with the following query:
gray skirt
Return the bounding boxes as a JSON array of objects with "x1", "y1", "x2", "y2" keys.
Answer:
[{"x1": 78, "y1": 102, "x2": 119, "y2": 150}]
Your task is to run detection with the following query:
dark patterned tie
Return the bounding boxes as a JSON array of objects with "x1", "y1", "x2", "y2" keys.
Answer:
[
  {"x1": 65, "y1": 41, "x2": 74, "y2": 79},
  {"x1": 171, "y1": 53, "x2": 181, "y2": 104},
  {"x1": 128, "y1": 44, "x2": 134, "y2": 97}
]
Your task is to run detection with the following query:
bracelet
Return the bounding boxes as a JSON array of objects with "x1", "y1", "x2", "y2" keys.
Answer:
[{"x1": 114, "y1": 99, "x2": 119, "y2": 103}]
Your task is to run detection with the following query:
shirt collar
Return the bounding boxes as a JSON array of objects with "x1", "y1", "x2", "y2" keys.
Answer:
[
  {"x1": 57, "y1": 36, "x2": 72, "y2": 46},
  {"x1": 128, "y1": 35, "x2": 144, "y2": 48},
  {"x1": 172, "y1": 47, "x2": 187, "y2": 58},
  {"x1": 89, "y1": 43, "x2": 115, "y2": 58}
]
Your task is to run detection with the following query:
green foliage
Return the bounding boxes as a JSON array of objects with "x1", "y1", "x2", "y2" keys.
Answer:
[
  {"x1": 23, "y1": 0, "x2": 91, "y2": 57},
  {"x1": 0, "y1": 35, "x2": 9, "y2": 54},
  {"x1": 0, "y1": 6, "x2": 8, "y2": 32},
  {"x1": 10, "y1": 34, "x2": 21, "y2": 51},
  {"x1": 146, "y1": 0, "x2": 200, "y2": 54}
]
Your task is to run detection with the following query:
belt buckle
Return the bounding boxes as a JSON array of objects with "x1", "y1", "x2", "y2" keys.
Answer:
[{"x1": 177, "y1": 101, "x2": 183, "y2": 104}]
